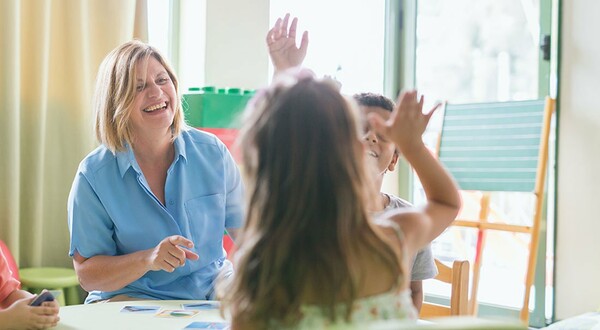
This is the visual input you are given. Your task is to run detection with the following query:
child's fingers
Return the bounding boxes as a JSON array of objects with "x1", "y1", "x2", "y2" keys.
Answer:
[
  {"x1": 266, "y1": 27, "x2": 275, "y2": 45},
  {"x1": 273, "y1": 18, "x2": 282, "y2": 39},
  {"x1": 289, "y1": 17, "x2": 298, "y2": 39},
  {"x1": 299, "y1": 31, "x2": 309, "y2": 52},
  {"x1": 281, "y1": 14, "x2": 290, "y2": 36},
  {"x1": 35, "y1": 305, "x2": 59, "y2": 316},
  {"x1": 394, "y1": 90, "x2": 417, "y2": 113},
  {"x1": 367, "y1": 112, "x2": 388, "y2": 135},
  {"x1": 425, "y1": 102, "x2": 442, "y2": 117},
  {"x1": 40, "y1": 300, "x2": 60, "y2": 310}
]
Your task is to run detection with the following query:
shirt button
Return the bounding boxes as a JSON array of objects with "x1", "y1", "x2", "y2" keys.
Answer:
[{"x1": 169, "y1": 200, "x2": 174, "y2": 205}]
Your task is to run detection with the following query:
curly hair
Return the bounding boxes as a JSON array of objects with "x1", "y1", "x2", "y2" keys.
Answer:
[{"x1": 353, "y1": 92, "x2": 395, "y2": 112}]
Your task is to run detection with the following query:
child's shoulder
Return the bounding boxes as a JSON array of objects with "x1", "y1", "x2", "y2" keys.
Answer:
[{"x1": 383, "y1": 193, "x2": 413, "y2": 210}]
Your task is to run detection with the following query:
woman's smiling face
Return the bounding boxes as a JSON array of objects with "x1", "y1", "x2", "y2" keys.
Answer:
[{"x1": 129, "y1": 56, "x2": 177, "y2": 138}]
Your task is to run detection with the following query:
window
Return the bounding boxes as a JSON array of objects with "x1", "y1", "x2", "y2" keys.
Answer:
[
  {"x1": 148, "y1": 0, "x2": 206, "y2": 91},
  {"x1": 147, "y1": 0, "x2": 171, "y2": 59},
  {"x1": 270, "y1": 0, "x2": 387, "y2": 95},
  {"x1": 410, "y1": 0, "x2": 554, "y2": 326}
]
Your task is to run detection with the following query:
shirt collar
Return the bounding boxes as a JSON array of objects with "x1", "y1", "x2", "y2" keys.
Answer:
[
  {"x1": 115, "y1": 135, "x2": 187, "y2": 178},
  {"x1": 116, "y1": 144, "x2": 139, "y2": 178},
  {"x1": 173, "y1": 133, "x2": 187, "y2": 162}
]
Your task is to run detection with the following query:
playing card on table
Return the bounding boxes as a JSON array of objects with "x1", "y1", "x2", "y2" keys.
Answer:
[
  {"x1": 156, "y1": 309, "x2": 199, "y2": 318},
  {"x1": 120, "y1": 305, "x2": 161, "y2": 314},
  {"x1": 183, "y1": 321, "x2": 230, "y2": 329},
  {"x1": 181, "y1": 301, "x2": 220, "y2": 310}
]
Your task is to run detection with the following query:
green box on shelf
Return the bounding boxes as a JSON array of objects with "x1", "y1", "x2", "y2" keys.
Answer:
[
  {"x1": 202, "y1": 87, "x2": 254, "y2": 129},
  {"x1": 182, "y1": 87, "x2": 204, "y2": 127},
  {"x1": 182, "y1": 86, "x2": 254, "y2": 129}
]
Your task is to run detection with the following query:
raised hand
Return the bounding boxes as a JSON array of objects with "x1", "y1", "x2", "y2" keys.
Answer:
[
  {"x1": 147, "y1": 235, "x2": 199, "y2": 272},
  {"x1": 368, "y1": 90, "x2": 440, "y2": 155},
  {"x1": 266, "y1": 13, "x2": 309, "y2": 72}
]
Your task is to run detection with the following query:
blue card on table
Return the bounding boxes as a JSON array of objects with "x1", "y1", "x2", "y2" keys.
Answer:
[
  {"x1": 181, "y1": 302, "x2": 220, "y2": 310},
  {"x1": 120, "y1": 305, "x2": 161, "y2": 314},
  {"x1": 183, "y1": 322, "x2": 230, "y2": 329}
]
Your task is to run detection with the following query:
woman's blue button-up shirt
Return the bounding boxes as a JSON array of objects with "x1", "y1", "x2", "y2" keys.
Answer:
[{"x1": 68, "y1": 129, "x2": 244, "y2": 303}]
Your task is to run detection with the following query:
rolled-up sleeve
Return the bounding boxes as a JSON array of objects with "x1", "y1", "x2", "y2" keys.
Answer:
[
  {"x1": 0, "y1": 251, "x2": 20, "y2": 302},
  {"x1": 67, "y1": 170, "x2": 117, "y2": 258}
]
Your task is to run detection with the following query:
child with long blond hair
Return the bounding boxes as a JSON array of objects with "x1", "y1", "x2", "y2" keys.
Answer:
[
  {"x1": 218, "y1": 14, "x2": 460, "y2": 329},
  {"x1": 220, "y1": 75, "x2": 460, "y2": 329}
]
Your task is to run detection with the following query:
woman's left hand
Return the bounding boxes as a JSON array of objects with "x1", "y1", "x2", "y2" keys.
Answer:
[{"x1": 146, "y1": 235, "x2": 200, "y2": 273}]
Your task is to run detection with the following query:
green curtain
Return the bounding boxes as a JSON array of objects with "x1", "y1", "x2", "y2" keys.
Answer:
[{"x1": 0, "y1": 0, "x2": 147, "y2": 269}]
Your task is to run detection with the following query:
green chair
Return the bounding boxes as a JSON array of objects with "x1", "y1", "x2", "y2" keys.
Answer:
[
  {"x1": 19, "y1": 267, "x2": 81, "y2": 306},
  {"x1": 0, "y1": 239, "x2": 82, "y2": 306}
]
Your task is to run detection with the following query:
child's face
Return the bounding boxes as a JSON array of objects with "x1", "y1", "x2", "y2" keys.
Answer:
[{"x1": 361, "y1": 106, "x2": 399, "y2": 176}]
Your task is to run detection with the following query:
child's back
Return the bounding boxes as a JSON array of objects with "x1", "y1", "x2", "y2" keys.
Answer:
[{"x1": 220, "y1": 73, "x2": 460, "y2": 329}]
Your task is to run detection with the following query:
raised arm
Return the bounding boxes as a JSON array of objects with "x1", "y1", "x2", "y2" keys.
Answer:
[
  {"x1": 369, "y1": 90, "x2": 461, "y2": 255},
  {"x1": 73, "y1": 235, "x2": 199, "y2": 292},
  {"x1": 266, "y1": 13, "x2": 309, "y2": 74}
]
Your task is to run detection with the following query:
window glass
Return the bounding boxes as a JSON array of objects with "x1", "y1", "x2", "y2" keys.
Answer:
[
  {"x1": 270, "y1": 0, "x2": 386, "y2": 95},
  {"x1": 147, "y1": 0, "x2": 171, "y2": 58},
  {"x1": 414, "y1": 0, "x2": 551, "y2": 319},
  {"x1": 416, "y1": 0, "x2": 539, "y2": 104}
]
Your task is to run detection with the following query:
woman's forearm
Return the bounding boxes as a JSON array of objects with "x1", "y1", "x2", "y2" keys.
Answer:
[{"x1": 73, "y1": 250, "x2": 152, "y2": 292}]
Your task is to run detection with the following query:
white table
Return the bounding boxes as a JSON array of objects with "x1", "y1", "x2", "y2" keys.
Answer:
[
  {"x1": 56, "y1": 301, "x2": 527, "y2": 329},
  {"x1": 55, "y1": 300, "x2": 228, "y2": 330}
]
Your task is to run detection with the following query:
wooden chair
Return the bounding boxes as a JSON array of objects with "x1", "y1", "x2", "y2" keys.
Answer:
[
  {"x1": 436, "y1": 97, "x2": 555, "y2": 322},
  {"x1": 421, "y1": 259, "x2": 470, "y2": 319}
]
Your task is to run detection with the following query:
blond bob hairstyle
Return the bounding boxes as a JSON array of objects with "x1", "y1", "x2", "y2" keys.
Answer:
[{"x1": 93, "y1": 40, "x2": 186, "y2": 153}]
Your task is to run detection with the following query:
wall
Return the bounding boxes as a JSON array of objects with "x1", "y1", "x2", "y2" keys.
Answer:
[
  {"x1": 555, "y1": 0, "x2": 600, "y2": 319},
  {"x1": 205, "y1": 0, "x2": 270, "y2": 90}
]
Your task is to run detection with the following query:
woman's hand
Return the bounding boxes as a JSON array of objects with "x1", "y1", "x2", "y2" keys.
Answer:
[
  {"x1": 146, "y1": 235, "x2": 200, "y2": 272},
  {"x1": 266, "y1": 13, "x2": 309, "y2": 72}
]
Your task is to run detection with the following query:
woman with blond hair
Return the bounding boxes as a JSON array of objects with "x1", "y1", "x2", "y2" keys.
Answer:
[{"x1": 68, "y1": 40, "x2": 243, "y2": 303}]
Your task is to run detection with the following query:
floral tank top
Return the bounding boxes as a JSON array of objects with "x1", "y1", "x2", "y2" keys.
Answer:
[
  {"x1": 271, "y1": 219, "x2": 417, "y2": 329},
  {"x1": 288, "y1": 289, "x2": 418, "y2": 329}
]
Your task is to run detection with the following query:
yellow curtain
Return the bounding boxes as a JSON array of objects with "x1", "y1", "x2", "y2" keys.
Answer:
[{"x1": 0, "y1": 0, "x2": 148, "y2": 268}]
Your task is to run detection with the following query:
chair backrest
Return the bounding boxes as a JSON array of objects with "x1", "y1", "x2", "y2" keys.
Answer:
[
  {"x1": 0, "y1": 240, "x2": 20, "y2": 281},
  {"x1": 436, "y1": 98, "x2": 554, "y2": 322},
  {"x1": 438, "y1": 99, "x2": 547, "y2": 192},
  {"x1": 420, "y1": 259, "x2": 470, "y2": 319}
]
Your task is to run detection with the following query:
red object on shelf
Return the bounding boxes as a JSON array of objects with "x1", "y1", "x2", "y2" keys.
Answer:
[
  {"x1": 197, "y1": 127, "x2": 241, "y2": 164},
  {"x1": 223, "y1": 234, "x2": 236, "y2": 261}
]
